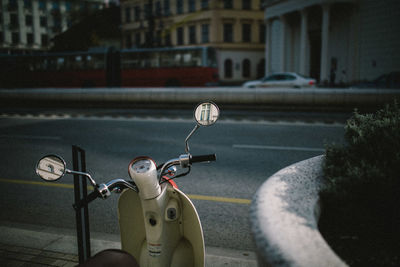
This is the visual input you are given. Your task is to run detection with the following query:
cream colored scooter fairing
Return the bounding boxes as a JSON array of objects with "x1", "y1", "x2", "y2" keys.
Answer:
[{"x1": 118, "y1": 183, "x2": 205, "y2": 267}]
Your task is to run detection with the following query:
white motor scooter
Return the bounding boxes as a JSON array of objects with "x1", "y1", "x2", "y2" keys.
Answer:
[{"x1": 35, "y1": 102, "x2": 220, "y2": 267}]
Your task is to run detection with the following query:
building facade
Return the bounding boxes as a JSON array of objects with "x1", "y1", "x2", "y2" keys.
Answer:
[
  {"x1": 0, "y1": 0, "x2": 105, "y2": 53},
  {"x1": 264, "y1": 0, "x2": 400, "y2": 85},
  {"x1": 120, "y1": 0, "x2": 265, "y2": 84}
]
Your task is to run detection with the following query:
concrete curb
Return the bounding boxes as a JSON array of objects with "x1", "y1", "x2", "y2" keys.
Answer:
[
  {"x1": 250, "y1": 155, "x2": 347, "y2": 267},
  {"x1": 0, "y1": 223, "x2": 257, "y2": 267},
  {"x1": 1, "y1": 87, "x2": 399, "y2": 110}
]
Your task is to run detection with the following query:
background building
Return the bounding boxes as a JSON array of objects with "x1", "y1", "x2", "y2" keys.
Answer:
[
  {"x1": 264, "y1": 0, "x2": 400, "y2": 86},
  {"x1": 0, "y1": 0, "x2": 105, "y2": 53},
  {"x1": 120, "y1": 0, "x2": 266, "y2": 85}
]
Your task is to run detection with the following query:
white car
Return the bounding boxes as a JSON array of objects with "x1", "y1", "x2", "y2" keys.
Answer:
[{"x1": 243, "y1": 72, "x2": 316, "y2": 88}]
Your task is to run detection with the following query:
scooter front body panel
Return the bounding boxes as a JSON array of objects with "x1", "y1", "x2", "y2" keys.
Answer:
[{"x1": 118, "y1": 184, "x2": 205, "y2": 267}]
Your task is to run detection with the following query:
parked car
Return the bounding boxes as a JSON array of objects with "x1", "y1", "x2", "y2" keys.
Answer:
[
  {"x1": 242, "y1": 72, "x2": 316, "y2": 88},
  {"x1": 351, "y1": 72, "x2": 400, "y2": 89}
]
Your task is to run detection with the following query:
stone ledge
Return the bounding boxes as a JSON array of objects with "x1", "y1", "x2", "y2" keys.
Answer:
[
  {"x1": 0, "y1": 87, "x2": 398, "y2": 110},
  {"x1": 250, "y1": 155, "x2": 347, "y2": 267}
]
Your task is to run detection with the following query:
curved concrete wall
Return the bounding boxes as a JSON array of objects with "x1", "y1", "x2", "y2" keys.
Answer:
[{"x1": 250, "y1": 156, "x2": 347, "y2": 267}]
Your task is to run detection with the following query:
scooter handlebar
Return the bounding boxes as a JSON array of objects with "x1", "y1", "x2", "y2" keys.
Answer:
[{"x1": 190, "y1": 154, "x2": 217, "y2": 164}]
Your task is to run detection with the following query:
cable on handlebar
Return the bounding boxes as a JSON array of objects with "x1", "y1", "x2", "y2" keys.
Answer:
[{"x1": 159, "y1": 166, "x2": 191, "y2": 185}]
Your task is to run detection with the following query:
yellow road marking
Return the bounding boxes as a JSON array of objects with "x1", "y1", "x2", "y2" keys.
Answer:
[
  {"x1": 187, "y1": 194, "x2": 251, "y2": 204},
  {"x1": 0, "y1": 178, "x2": 250, "y2": 205},
  {"x1": 0, "y1": 178, "x2": 94, "y2": 190}
]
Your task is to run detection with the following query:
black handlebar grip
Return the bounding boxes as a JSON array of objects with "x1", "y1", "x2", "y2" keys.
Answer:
[{"x1": 190, "y1": 154, "x2": 217, "y2": 164}]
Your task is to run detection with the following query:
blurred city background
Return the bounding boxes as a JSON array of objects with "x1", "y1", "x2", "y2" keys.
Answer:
[
  {"x1": 0, "y1": 0, "x2": 398, "y2": 88},
  {"x1": 0, "y1": 1, "x2": 399, "y2": 265}
]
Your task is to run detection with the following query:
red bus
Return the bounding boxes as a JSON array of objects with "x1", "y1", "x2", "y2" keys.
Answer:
[
  {"x1": 0, "y1": 49, "x2": 109, "y2": 88},
  {"x1": 0, "y1": 46, "x2": 219, "y2": 88},
  {"x1": 120, "y1": 46, "x2": 218, "y2": 87}
]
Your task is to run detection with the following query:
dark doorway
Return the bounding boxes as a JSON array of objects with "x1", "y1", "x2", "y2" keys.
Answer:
[
  {"x1": 257, "y1": 58, "x2": 265, "y2": 78},
  {"x1": 224, "y1": 59, "x2": 233, "y2": 78},
  {"x1": 309, "y1": 30, "x2": 321, "y2": 82},
  {"x1": 308, "y1": 6, "x2": 322, "y2": 82}
]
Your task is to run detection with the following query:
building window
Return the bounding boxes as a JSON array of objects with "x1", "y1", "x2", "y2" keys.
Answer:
[
  {"x1": 155, "y1": 1, "x2": 162, "y2": 16},
  {"x1": 125, "y1": 34, "x2": 132, "y2": 48},
  {"x1": 134, "y1": 6, "x2": 141, "y2": 21},
  {"x1": 201, "y1": 24, "x2": 209, "y2": 43},
  {"x1": 188, "y1": 0, "x2": 195, "y2": 12},
  {"x1": 224, "y1": 59, "x2": 233, "y2": 78},
  {"x1": 26, "y1": 15, "x2": 33, "y2": 26},
  {"x1": 54, "y1": 18, "x2": 62, "y2": 29},
  {"x1": 39, "y1": 0, "x2": 46, "y2": 10},
  {"x1": 52, "y1": 1, "x2": 60, "y2": 10},
  {"x1": 257, "y1": 59, "x2": 265, "y2": 78},
  {"x1": 259, "y1": 24, "x2": 265, "y2": 43},
  {"x1": 176, "y1": 0, "x2": 183, "y2": 14},
  {"x1": 9, "y1": 0, "x2": 18, "y2": 10},
  {"x1": 24, "y1": 0, "x2": 32, "y2": 9},
  {"x1": 27, "y1": 33, "x2": 34, "y2": 45},
  {"x1": 189, "y1": 25, "x2": 196, "y2": 44},
  {"x1": 165, "y1": 32, "x2": 171, "y2": 46},
  {"x1": 163, "y1": 0, "x2": 170, "y2": 16},
  {"x1": 10, "y1": 13, "x2": 18, "y2": 26},
  {"x1": 201, "y1": 0, "x2": 209, "y2": 9},
  {"x1": 243, "y1": 59, "x2": 251, "y2": 78},
  {"x1": 40, "y1": 16, "x2": 47, "y2": 27},
  {"x1": 242, "y1": 24, "x2": 251, "y2": 42},
  {"x1": 41, "y1": 34, "x2": 48, "y2": 46},
  {"x1": 224, "y1": 0, "x2": 233, "y2": 9},
  {"x1": 145, "y1": 31, "x2": 152, "y2": 45},
  {"x1": 223, "y1": 23, "x2": 233, "y2": 42},
  {"x1": 156, "y1": 30, "x2": 162, "y2": 46},
  {"x1": 242, "y1": 0, "x2": 251, "y2": 10},
  {"x1": 135, "y1": 32, "x2": 141, "y2": 47},
  {"x1": 200, "y1": 103, "x2": 211, "y2": 121},
  {"x1": 12, "y1": 32, "x2": 19, "y2": 45},
  {"x1": 125, "y1": 7, "x2": 131, "y2": 23},
  {"x1": 144, "y1": 4, "x2": 151, "y2": 19},
  {"x1": 177, "y1": 27, "x2": 184, "y2": 45}
]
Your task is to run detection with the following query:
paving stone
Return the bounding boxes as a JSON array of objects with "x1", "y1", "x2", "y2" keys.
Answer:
[{"x1": 0, "y1": 258, "x2": 25, "y2": 267}]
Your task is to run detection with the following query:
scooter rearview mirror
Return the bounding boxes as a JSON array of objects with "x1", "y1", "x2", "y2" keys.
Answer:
[
  {"x1": 194, "y1": 101, "x2": 220, "y2": 126},
  {"x1": 36, "y1": 155, "x2": 66, "y2": 181},
  {"x1": 185, "y1": 102, "x2": 220, "y2": 153}
]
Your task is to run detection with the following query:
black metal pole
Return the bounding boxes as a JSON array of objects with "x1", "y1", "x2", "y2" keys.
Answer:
[{"x1": 72, "y1": 145, "x2": 91, "y2": 263}]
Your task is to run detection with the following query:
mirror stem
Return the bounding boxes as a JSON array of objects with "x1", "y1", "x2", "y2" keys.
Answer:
[
  {"x1": 66, "y1": 169, "x2": 97, "y2": 187},
  {"x1": 185, "y1": 124, "x2": 200, "y2": 153}
]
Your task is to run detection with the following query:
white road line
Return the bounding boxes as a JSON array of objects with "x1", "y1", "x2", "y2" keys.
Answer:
[
  {"x1": 0, "y1": 134, "x2": 62, "y2": 140},
  {"x1": 233, "y1": 144, "x2": 325, "y2": 152},
  {"x1": 0, "y1": 113, "x2": 345, "y2": 127}
]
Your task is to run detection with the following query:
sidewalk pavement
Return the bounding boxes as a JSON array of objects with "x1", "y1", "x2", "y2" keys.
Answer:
[{"x1": 0, "y1": 223, "x2": 258, "y2": 267}]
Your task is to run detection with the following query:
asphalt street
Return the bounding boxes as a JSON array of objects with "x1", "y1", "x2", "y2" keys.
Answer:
[{"x1": 0, "y1": 108, "x2": 346, "y2": 251}]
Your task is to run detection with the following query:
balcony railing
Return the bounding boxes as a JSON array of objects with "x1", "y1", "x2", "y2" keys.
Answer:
[{"x1": 261, "y1": 0, "x2": 282, "y2": 8}]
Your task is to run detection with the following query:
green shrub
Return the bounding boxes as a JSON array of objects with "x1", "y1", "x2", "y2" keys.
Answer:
[
  {"x1": 323, "y1": 102, "x2": 400, "y2": 203},
  {"x1": 320, "y1": 102, "x2": 400, "y2": 265}
]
